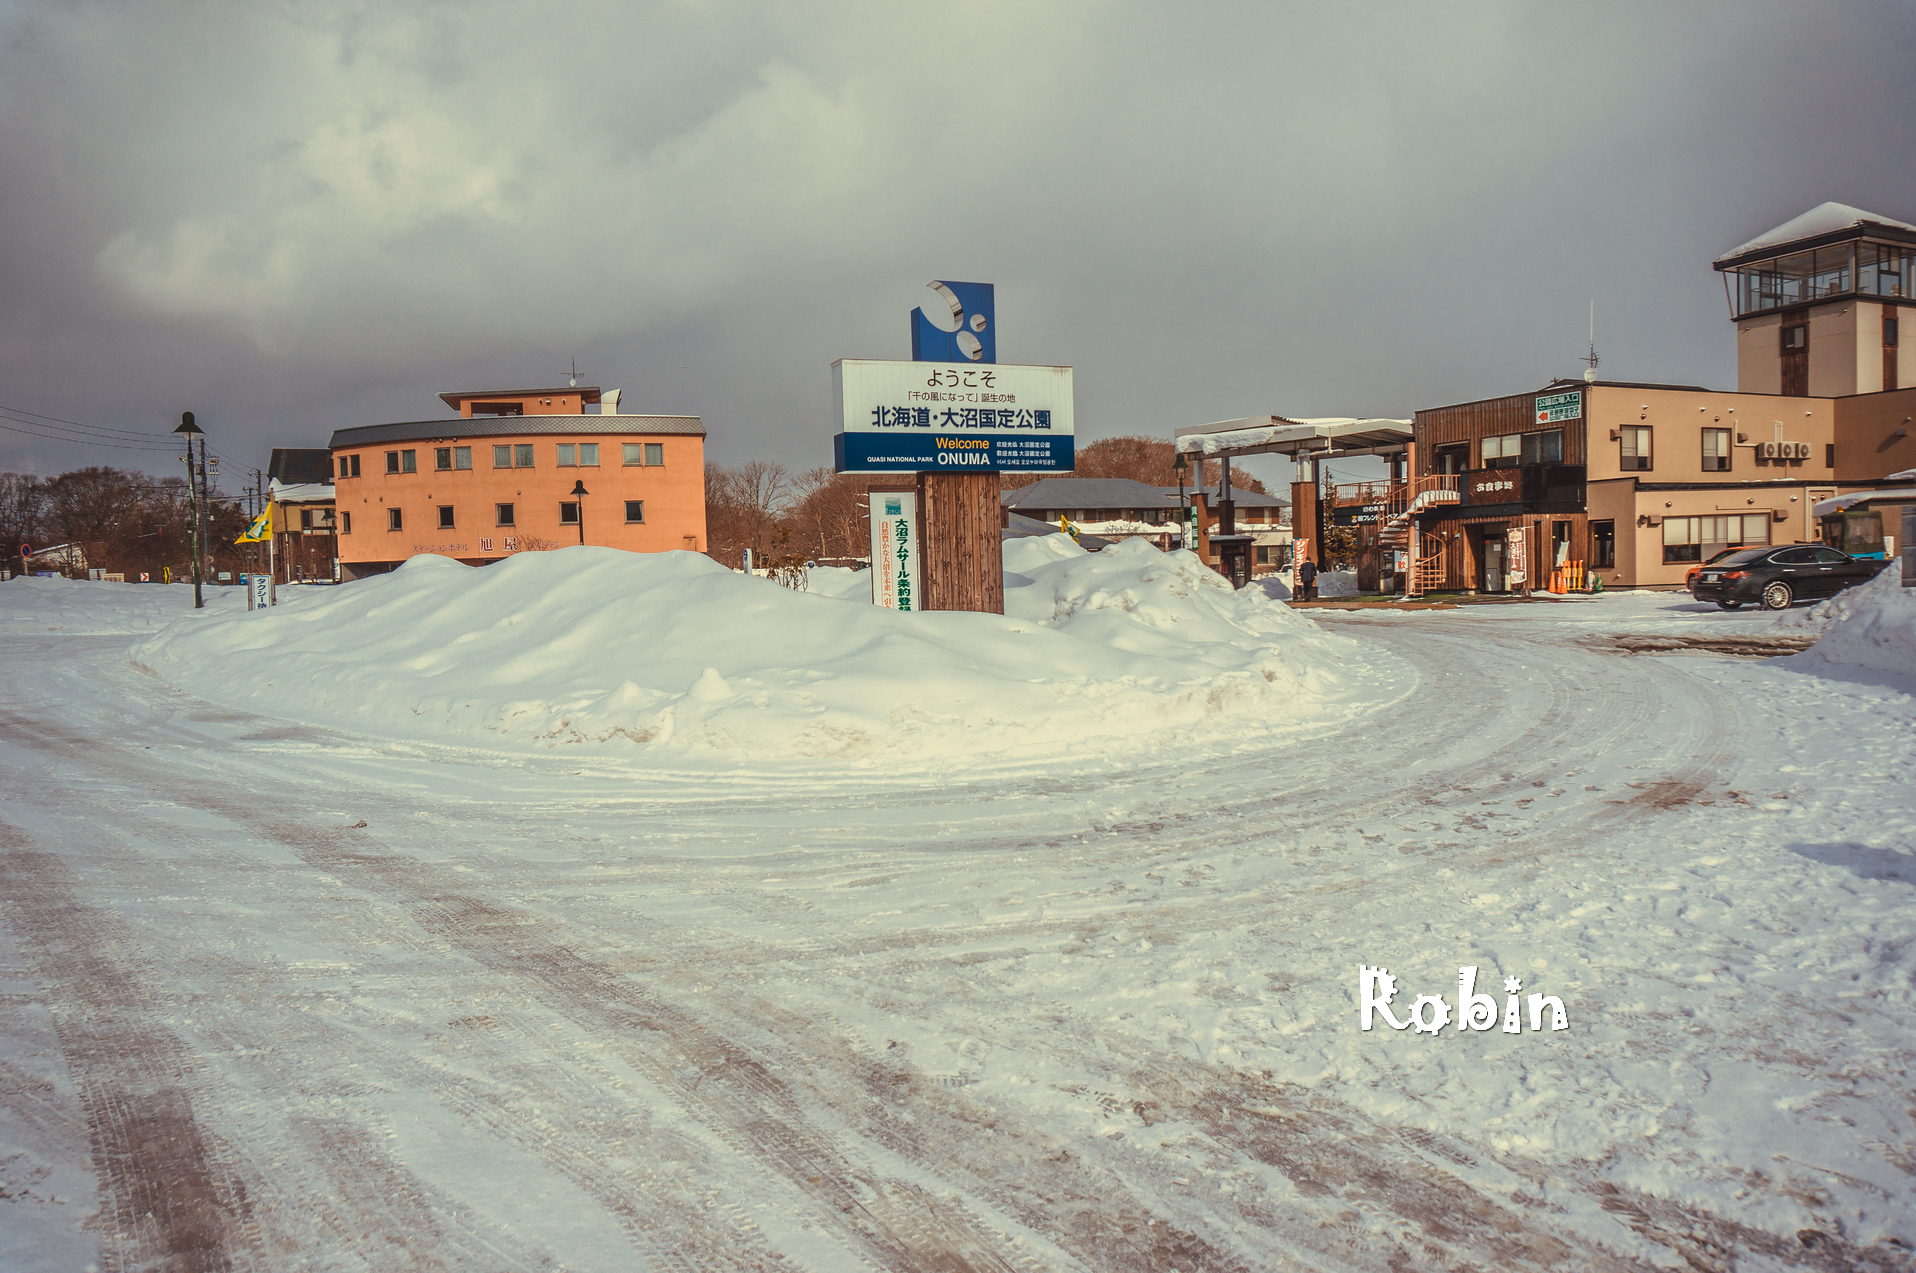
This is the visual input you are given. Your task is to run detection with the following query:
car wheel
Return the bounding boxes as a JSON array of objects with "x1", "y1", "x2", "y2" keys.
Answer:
[
  {"x1": 1761, "y1": 581, "x2": 1793, "y2": 610},
  {"x1": 1717, "y1": 600, "x2": 1743, "y2": 610}
]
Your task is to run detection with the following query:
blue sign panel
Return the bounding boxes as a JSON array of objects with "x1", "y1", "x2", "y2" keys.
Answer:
[
  {"x1": 910, "y1": 281, "x2": 995, "y2": 364},
  {"x1": 834, "y1": 432, "x2": 1072, "y2": 473}
]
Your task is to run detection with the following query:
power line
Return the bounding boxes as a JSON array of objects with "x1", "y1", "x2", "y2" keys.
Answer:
[
  {"x1": 0, "y1": 401, "x2": 170, "y2": 442},
  {"x1": 0, "y1": 418, "x2": 180, "y2": 452}
]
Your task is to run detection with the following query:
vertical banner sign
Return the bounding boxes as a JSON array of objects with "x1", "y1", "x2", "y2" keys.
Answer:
[
  {"x1": 1292, "y1": 539, "x2": 1310, "y2": 588},
  {"x1": 1185, "y1": 505, "x2": 1199, "y2": 551},
  {"x1": 1506, "y1": 527, "x2": 1528, "y2": 586},
  {"x1": 868, "y1": 492, "x2": 921, "y2": 611},
  {"x1": 248, "y1": 573, "x2": 270, "y2": 610}
]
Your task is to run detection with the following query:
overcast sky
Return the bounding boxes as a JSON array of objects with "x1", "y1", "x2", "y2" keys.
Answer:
[{"x1": 3, "y1": 1, "x2": 1914, "y2": 492}]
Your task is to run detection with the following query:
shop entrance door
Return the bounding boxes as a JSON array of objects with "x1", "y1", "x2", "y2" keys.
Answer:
[{"x1": 1485, "y1": 537, "x2": 1507, "y2": 592}]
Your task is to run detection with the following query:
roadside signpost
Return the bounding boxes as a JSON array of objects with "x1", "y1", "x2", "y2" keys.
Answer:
[{"x1": 832, "y1": 282, "x2": 1075, "y2": 614}]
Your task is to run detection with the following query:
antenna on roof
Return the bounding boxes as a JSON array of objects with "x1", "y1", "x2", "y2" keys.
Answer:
[
  {"x1": 1582, "y1": 301, "x2": 1600, "y2": 383},
  {"x1": 564, "y1": 356, "x2": 584, "y2": 388}
]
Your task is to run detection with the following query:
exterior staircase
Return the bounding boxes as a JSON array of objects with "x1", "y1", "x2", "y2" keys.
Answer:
[{"x1": 1374, "y1": 476, "x2": 1461, "y2": 593}]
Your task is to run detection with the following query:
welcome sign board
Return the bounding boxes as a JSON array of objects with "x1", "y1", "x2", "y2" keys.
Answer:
[{"x1": 833, "y1": 359, "x2": 1074, "y2": 474}]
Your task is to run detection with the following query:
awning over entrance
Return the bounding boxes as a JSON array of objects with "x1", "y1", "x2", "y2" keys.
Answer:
[{"x1": 1173, "y1": 417, "x2": 1412, "y2": 462}]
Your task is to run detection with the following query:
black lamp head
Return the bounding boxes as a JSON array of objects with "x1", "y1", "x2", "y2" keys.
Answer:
[
  {"x1": 570, "y1": 480, "x2": 588, "y2": 496},
  {"x1": 173, "y1": 411, "x2": 203, "y2": 436}
]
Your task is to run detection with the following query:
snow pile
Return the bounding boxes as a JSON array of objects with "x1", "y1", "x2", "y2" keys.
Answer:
[
  {"x1": 131, "y1": 546, "x2": 1363, "y2": 764},
  {"x1": 1003, "y1": 536, "x2": 1335, "y2": 674},
  {"x1": 1317, "y1": 569, "x2": 1358, "y2": 598},
  {"x1": 1790, "y1": 565, "x2": 1916, "y2": 686},
  {"x1": 802, "y1": 565, "x2": 871, "y2": 601},
  {"x1": 1, "y1": 575, "x2": 242, "y2": 634}
]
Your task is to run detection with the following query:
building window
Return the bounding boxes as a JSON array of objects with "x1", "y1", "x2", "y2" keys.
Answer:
[
  {"x1": 1702, "y1": 428, "x2": 1732, "y2": 472},
  {"x1": 1661, "y1": 513, "x2": 1770, "y2": 564},
  {"x1": 1591, "y1": 520, "x2": 1615, "y2": 567},
  {"x1": 559, "y1": 502, "x2": 580, "y2": 525},
  {"x1": 556, "y1": 443, "x2": 601, "y2": 467},
  {"x1": 493, "y1": 445, "x2": 512, "y2": 468},
  {"x1": 438, "y1": 506, "x2": 455, "y2": 529},
  {"x1": 1781, "y1": 324, "x2": 1807, "y2": 353},
  {"x1": 386, "y1": 451, "x2": 400, "y2": 474},
  {"x1": 384, "y1": 449, "x2": 417, "y2": 474},
  {"x1": 624, "y1": 500, "x2": 644, "y2": 523},
  {"x1": 1520, "y1": 429, "x2": 1563, "y2": 465},
  {"x1": 436, "y1": 447, "x2": 451, "y2": 470},
  {"x1": 433, "y1": 446, "x2": 473, "y2": 471},
  {"x1": 1482, "y1": 434, "x2": 1520, "y2": 468},
  {"x1": 341, "y1": 511, "x2": 352, "y2": 534},
  {"x1": 496, "y1": 503, "x2": 515, "y2": 526},
  {"x1": 300, "y1": 509, "x2": 313, "y2": 530},
  {"x1": 1620, "y1": 426, "x2": 1652, "y2": 471},
  {"x1": 1826, "y1": 442, "x2": 1836, "y2": 467},
  {"x1": 338, "y1": 454, "x2": 362, "y2": 479},
  {"x1": 645, "y1": 442, "x2": 664, "y2": 466},
  {"x1": 472, "y1": 402, "x2": 523, "y2": 416},
  {"x1": 557, "y1": 444, "x2": 575, "y2": 466},
  {"x1": 515, "y1": 444, "x2": 534, "y2": 468},
  {"x1": 1254, "y1": 545, "x2": 1269, "y2": 564},
  {"x1": 1887, "y1": 316, "x2": 1900, "y2": 346},
  {"x1": 388, "y1": 507, "x2": 403, "y2": 531},
  {"x1": 624, "y1": 442, "x2": 667, "y2": 466}
]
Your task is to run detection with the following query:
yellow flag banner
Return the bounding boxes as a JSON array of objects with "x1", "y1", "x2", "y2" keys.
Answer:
[
  {"x1": 1059, "y1": 515, "x2": 1081, "y2": 543},
  {"x1": 235, "y1": 506, "x2": 272, "y2": 544}
]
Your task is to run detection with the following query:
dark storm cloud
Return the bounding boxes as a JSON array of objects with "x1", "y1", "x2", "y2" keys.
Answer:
[{"x1": 2, "y1": 1, "x2": 1913, "y2": 489}]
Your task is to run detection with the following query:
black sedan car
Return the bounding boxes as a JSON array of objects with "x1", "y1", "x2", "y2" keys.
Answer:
[{"x1": 1689, "y1": 544, "x2": 1888, "y2": 610}]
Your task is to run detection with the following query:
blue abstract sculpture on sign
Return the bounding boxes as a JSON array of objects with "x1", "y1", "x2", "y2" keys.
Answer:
[{"x1": 910, "y1": 281, "x2": 996, "y2": 363}]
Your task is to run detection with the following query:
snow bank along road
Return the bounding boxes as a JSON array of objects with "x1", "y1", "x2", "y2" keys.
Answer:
[{"x1": 2, "y1": 588, "x2": 1913, "y2": 1272}]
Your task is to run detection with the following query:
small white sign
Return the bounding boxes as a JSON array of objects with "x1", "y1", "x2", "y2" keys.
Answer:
[
  {"x1": 868, "y1": 492, "x2": 921, "y2": 611},
  {"x1": 249, "y1": 573, "x2": 271, "y2": 610},
  {"x1": 835, "y1": 360, "x2": 1074, "y2": 435}
]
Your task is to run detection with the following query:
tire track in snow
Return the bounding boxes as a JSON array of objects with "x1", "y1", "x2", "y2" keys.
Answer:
[
  {"x1": 0, "y1": 706, "x2": 1036, "y2": 1273},
  {"x1": 0, "y1": 818, "x2": 246, "y2": 1273}
]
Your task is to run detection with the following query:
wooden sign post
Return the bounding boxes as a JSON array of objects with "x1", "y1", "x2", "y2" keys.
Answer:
[{"x1": 917, "y1": 472, "x2": 1005, "y2": 613}]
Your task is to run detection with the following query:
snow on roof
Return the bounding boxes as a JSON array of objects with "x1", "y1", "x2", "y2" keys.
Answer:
[
  {"x1": 1718, "y1": 202, "x2": 1916, "y2": 263},
  {"x1": 1813, "y1": 488, "x2": 1916, "y2": 518},
  {"x1": 1174, "y1": 417, "x2": 1412, "y2": 459},
  {"x1": 268, "y1": 479, "x2": 334, "y2": 504}
]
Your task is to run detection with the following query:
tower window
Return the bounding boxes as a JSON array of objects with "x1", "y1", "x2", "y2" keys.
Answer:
[
  {"x1": 1781, "y1": 324, "x2": 1807, "y2": 353},
  {"x1": 388, "y1": 507, "x2": 403, "y2": 531},
  {"x1": 1886, "y1": 316, "x2": 1900, "y2": 346},
  {"x1": 438, "y1": 506, "x2": 455, "y2": 529}
]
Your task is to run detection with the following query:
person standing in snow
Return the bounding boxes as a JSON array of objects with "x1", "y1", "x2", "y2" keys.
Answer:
[{"x1": 1297, "y1": 556, "x2": 1317, "y2": 601}]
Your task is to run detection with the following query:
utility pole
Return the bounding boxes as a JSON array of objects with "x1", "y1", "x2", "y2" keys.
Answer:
[
  {"x1": 199, "y1": 439, "x2": 213, "y2": 593},
  {"x1": 173, "y1": 411, "x2": 205, "y2": 608}
]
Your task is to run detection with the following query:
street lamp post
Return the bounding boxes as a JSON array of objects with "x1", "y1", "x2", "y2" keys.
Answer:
[
  {"x1": 173, "y1": 411, "x2": 205, "y2": 609},
  {"x1": 570, "y1": 479, "x2": 588, "y2": 545}
]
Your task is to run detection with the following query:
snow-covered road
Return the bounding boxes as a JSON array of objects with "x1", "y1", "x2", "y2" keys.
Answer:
[{"x1": 2, "y1": 585, "x2": 1912, "y2": 1272}]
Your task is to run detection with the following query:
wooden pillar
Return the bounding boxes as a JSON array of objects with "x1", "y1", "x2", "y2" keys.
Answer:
[
  {"x1": 916, "y1": 471, "x2": 1004, "y2": 614},
  {"x1": 1192, "y1": 491, "x2": 1211, "y2": 564},
  {"x1": 1289, "y1": 478, "x2": 1317, "y2": 564}
]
